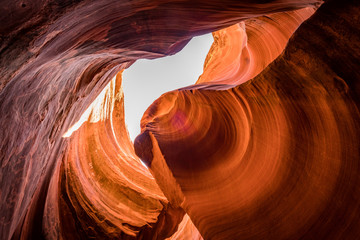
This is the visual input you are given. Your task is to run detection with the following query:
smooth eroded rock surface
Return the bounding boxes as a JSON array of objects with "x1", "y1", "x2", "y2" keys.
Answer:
[
  {"x1": 135, "y1": 0, "x2": 360, "y2": 239},
  {"x1": 2, "y1": 0, "x2": 358, "y2": 239}
]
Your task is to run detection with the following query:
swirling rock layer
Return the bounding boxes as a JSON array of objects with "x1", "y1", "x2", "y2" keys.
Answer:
[
  {"x1": 135, "y1": 0, "x2": 360, "y2": 239},
  {"x1": 1, "y1": 0, "x2": 359, "y2": 239},
  {"x1": 197, "y1": 7, "x2": 316, "y2": 84},
  {"x1": 60, "y1": 73, "x2": 188, "y2": 239}
]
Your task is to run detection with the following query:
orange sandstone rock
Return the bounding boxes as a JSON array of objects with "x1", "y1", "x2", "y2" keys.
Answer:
[
  {"x1": 2, "y1": 0, "x2": 358, "y2": 239},
  {"x1": 135, "y1": 0, "x2": 360, "y2": 239},
  {"x1": 197, "y1": 7, "x2": 316, "y2": 84}
]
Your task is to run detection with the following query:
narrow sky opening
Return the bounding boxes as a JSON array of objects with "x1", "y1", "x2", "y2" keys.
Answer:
[{"x1": 123, "y1": 34, "x2": 213, "y2": 142}]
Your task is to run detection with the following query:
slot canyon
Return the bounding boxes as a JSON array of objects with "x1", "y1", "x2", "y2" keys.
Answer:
[{"x1": 0, "y1": 0, "x2": 359, "y2": 239}]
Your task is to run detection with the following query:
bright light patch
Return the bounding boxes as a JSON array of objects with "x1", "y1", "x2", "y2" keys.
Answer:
[{"x1": 123, "y1": 33, "x2": 213, "y2": 142}]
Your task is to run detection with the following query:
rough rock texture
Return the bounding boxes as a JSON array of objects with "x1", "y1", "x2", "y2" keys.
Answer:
[
  {"x1": 1, "y1": 0, "x2": 358, "y2": 239},
  {"x1": 135, "y1": 0, "x2": 360, "y2": 239}
]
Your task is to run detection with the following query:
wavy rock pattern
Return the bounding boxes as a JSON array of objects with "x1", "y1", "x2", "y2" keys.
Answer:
[
  {"x1": 135, "y1": 0, "x2": 360, "y2": 239},
  {"x1": 197, "y1": 7, "x2": 316, "y2": 84},
  {"x1": 1, "y1": 0, "x2": 358, "y2": 239},
  {"x1": 60, "y1": 73, "x2": 186, "y2": 239}
]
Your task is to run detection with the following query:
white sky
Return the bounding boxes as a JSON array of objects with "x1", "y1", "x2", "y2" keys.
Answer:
[{"x1": 123, "y1": 33, "x2": 214, "y2": 142}]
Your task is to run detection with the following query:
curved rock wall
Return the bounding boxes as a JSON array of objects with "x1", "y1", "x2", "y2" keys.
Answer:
[
  {"x1": 135, "y1": 0, "x2": 360, "y2": 239},
  {"x1": 197, "y1": 7, "x2": 316, "y2": 84},
  {"x1": 1, "y1": 0, "x2": 359, "y2": 239},
  {"x1": 59, "y1": 73, "x2": 185, "y2": 239}
]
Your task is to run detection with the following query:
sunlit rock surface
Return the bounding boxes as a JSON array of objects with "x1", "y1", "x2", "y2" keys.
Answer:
[
  {"x1": 197, "y1": 7, "x2": 316, "y2": 84},
  {"x1": 60, "y1": 73, "x2": 187, "y2": 239},
  {"x1": 1, "y1": 0, "x2": 359, "y2": 239},
  {"x1": 135, "y1": 0, "x2": 360, "y2": 239}
]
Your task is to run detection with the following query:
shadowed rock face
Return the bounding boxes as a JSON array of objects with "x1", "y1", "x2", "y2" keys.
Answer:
[{"x1": 1, "y1": 0, "x2": 359, "y2": 239}]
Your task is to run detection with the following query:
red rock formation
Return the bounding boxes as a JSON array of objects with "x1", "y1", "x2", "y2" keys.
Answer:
[
  {"x1": 197, "y1": 7, "x2": 316, "y2": 84},
  {"x1": 135, "y1": 0, "x2": 360, "y2": 239},
  {"x1": 59, "y1": 73, "x2": 185, "y2": 239},
  {"x1": 1, "y1": 0, "x2": 359, "y2": 239}
]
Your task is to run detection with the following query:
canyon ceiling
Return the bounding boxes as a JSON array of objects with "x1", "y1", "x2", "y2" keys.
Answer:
[{"x1": 0, "y1": 0, "x2": 359, "y2": 239}]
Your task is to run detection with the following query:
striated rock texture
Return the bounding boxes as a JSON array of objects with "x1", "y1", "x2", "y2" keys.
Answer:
[
  {"x1": 135, "y1": 0, "x2": 360, "y2": 239},
  {"x1": 59, "y1": 73, "x2": 187, "y2": 239},
  {"x1": 196, "y1": 7, "x2": 316, "y2": 84},
  {"x1": 0, "y1": 0, "x2": 359, "y2": 240}
]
